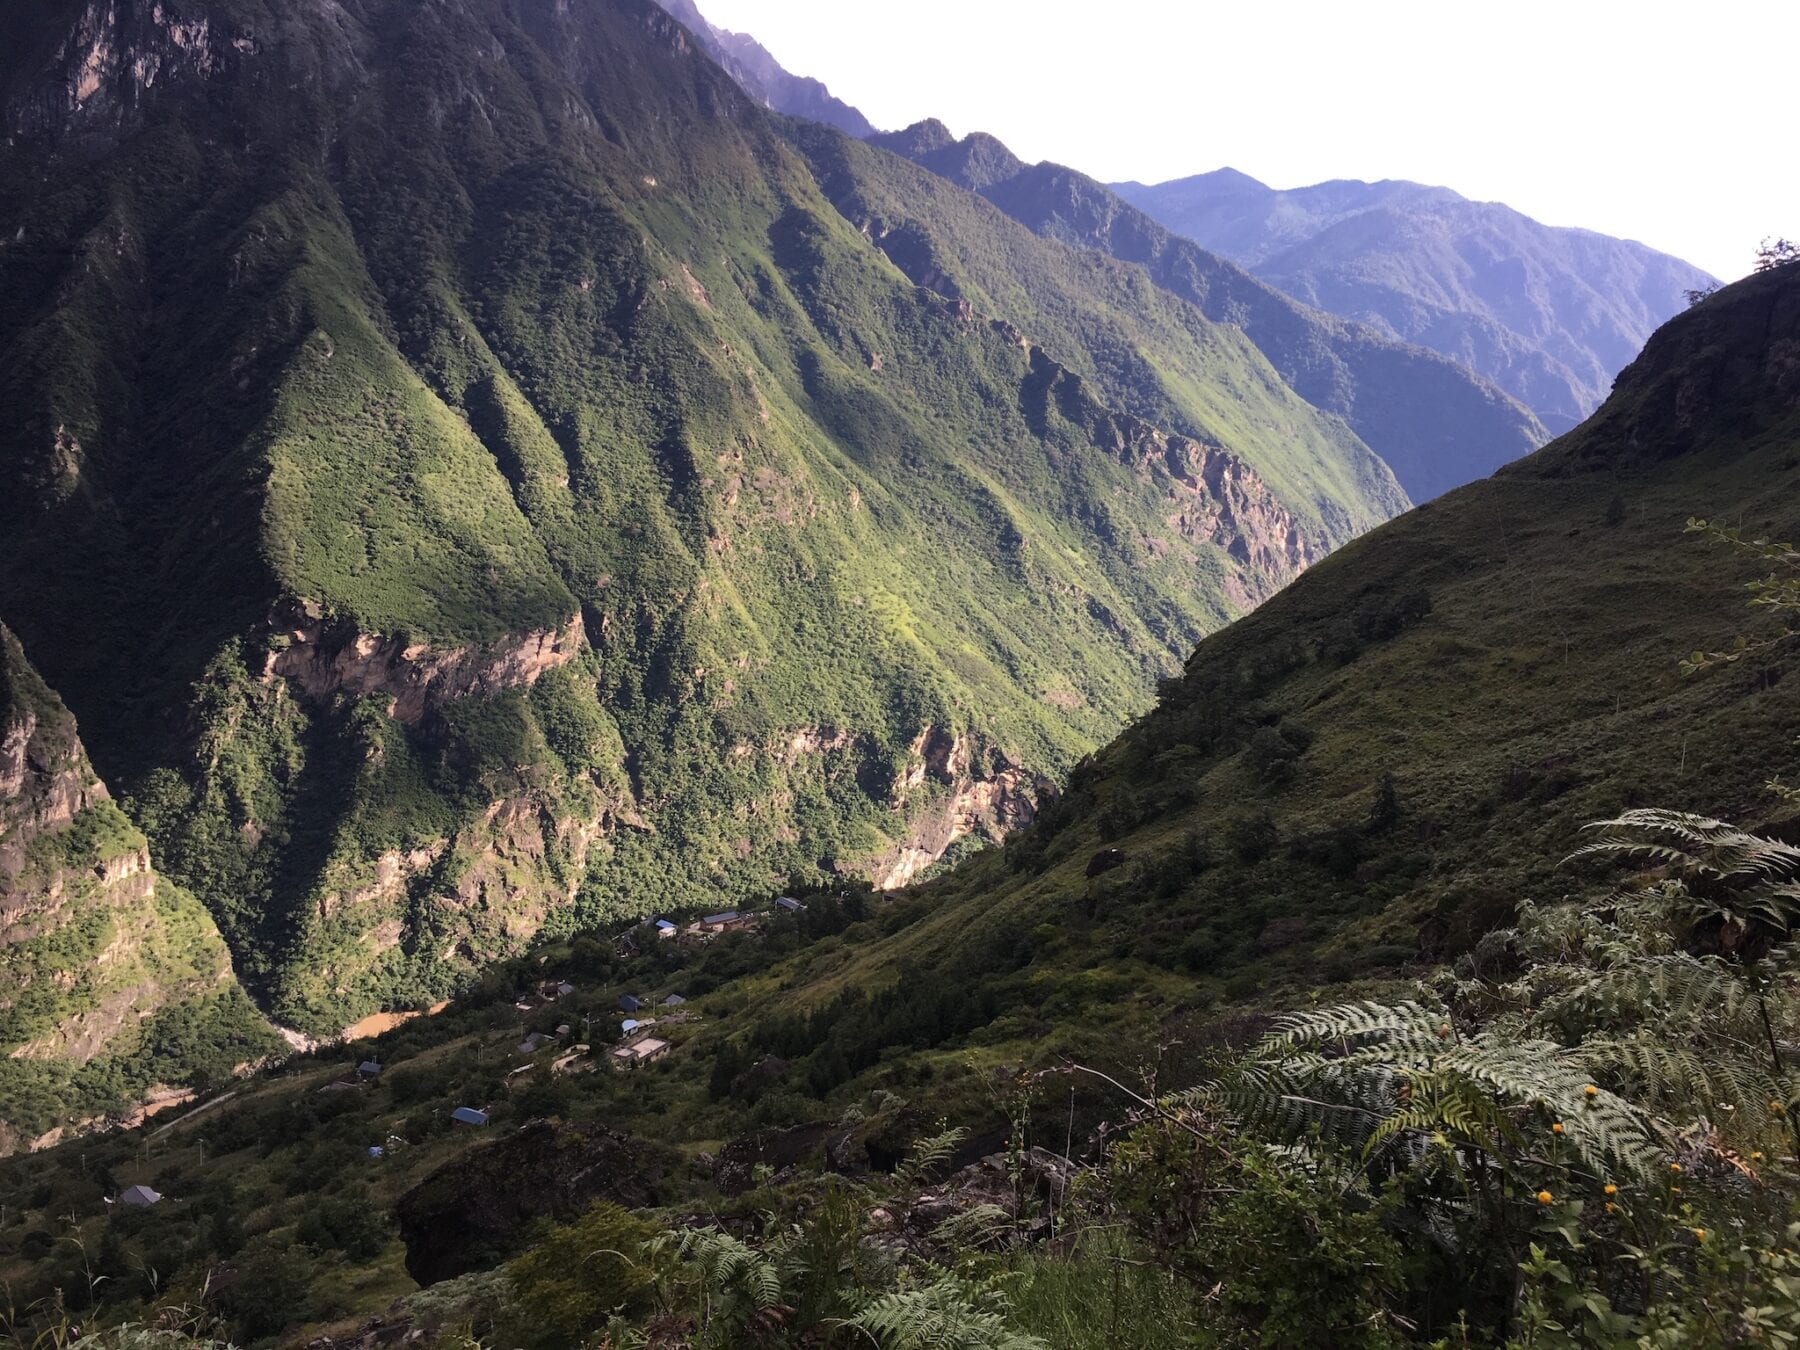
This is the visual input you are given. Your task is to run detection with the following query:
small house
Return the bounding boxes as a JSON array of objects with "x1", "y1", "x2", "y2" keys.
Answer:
[
  {"x1": 661, "y1": 994, "x2": 687, "y2": 1008},
  {"x1": 367, "y1": 1145, "x2": 386, "y2": 1159},
  {"x1": 358, "y1": 1060, "x2": 383, "y2": 1078},
  {"x1": 698, "y1": 910, "x2": 739, "y2": 933},
  {"x1": 555, "y1": 1023, "x2": 572, "y2": 1036},
  {"x1": 654, "y1": 919, "x2": 678, "y2": 939},
  {"x1": 119, "y1": 1185, "x2": 163, "y2": 1208},
  {"x1": 450, "y1": 1106, "x2": 489, "y2": 1127},
  {"x1": 619, "y1": 994, "x2": 645, "y2": 1014},
  {"x1": 775, "y1": 895, "x2": 805, "y2": 913},
  {"x1": 621, "y1": 1018, "x2": 644, "y2": 1035},
  {"x1": 610, "y1": 1037, "x2": 670, "y2": 1069},
  {"x1": 518, "y1": 1032, "x2": 553, "y2": 1053}
]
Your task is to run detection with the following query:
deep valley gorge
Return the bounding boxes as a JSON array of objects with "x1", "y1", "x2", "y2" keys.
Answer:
[{"x1": 0, "y1": 1, "x2": 1794, "y2": 1347}]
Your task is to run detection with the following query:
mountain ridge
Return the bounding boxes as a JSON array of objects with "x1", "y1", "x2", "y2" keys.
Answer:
[
  {"x1": 1117, "y1": 166, "x2": 1719, "y2": 434},
  {"x1": 652, "y1": 0, "x2": 876, "y2": 137},
  {"x1": 868, "y1": 119, "x2": 1550, "y2": 502}
]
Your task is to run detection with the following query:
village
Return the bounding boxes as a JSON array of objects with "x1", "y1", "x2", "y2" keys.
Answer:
[{"x1": 284, "y1": 898, "x2": 817, "y2": 1148}]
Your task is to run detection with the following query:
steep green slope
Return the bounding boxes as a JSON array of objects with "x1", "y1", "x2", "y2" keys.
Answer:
[
  {"x1": 0, "y1": 0, "x2": 1402, "y2": 1032},
  {"x1": 775, "y1": 254, "x2": 1800, "y2": 1019},
  {"x1": 0, "y1": 623, "x2": 278, "y2": 1151},
  {"x1": 870, "y1": 120, "x2": 1549, "y2": 503},
  {"x1": 0, "y1": 263, "x2": 1792, "y2": 1350},
  {"x1": 1117, "y1": 168, "x2": 1718, "y2": 435}
]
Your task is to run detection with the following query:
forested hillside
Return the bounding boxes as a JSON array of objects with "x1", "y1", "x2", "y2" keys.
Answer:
[
  {"x1": 870, "y1": 119, "x2": 1550, "y2": 502},
  {"x1": 0, "y1": 0, "x2": 1405, "y2": 1047},
  {"x1": 1, "y1": 258, "x2": 1795, "y2": 1350}
]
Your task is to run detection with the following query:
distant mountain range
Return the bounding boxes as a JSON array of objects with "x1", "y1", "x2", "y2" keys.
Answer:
[
  {"x1": 1115, "y1": 170, "x2": 1718, "y2": 434},
  {"x1": 653, "y1": 0, "x2": 1714, "y2": 443},
  {"x1": 653, "y1": 0, "x2": 874, "y2": 137},
  {"x1": 867, "y1": 119, "x2": 1545, "y2": 503}
]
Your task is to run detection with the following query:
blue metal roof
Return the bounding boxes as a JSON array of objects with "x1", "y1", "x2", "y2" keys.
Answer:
[
  {"x1": 655, "y1": 919, "x2": 677, "y2": 930},
  {"x1": 701, "y1": 910, "x2": 739, "y2": 924},
  {"x1": 450, "y1": 1107, "x2": 488, "y2": 1126}
]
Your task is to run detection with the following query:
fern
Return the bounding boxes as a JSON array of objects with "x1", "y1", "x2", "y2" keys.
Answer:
[
  {"x1": 894, "y1": 1126, "x2": 968, "y2": 1195},
  {"x1": 842, "y1": 1278, "x2": 1049, "y2": 1350}
]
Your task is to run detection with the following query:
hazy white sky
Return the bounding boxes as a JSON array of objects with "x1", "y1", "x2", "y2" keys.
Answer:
[{"x1": 694, "y1": 0, "x2": 1797, "y2": 279}]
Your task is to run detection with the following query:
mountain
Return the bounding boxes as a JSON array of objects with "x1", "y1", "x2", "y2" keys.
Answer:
[
  {"x1": 0, "y1": 0, "x2": 1405, "y2": 1042},
  {"x1": 797, "y1": 254, "x2": 1800, "y2": 1014},
  {"x1": 1116, "y1": 169, "x2": 1719, "y2": 436},
  {"x1": 0, "y1": 623, "x2": 277, "y2": 1150},
  {"x1": 652, "y1": 0, "x2": 875, "y2": 137},
  {"x1": 0, "y1": 261, "x2": 1792, "y2": 1349},
  {"x1": 870, "y1": 119, "x2": 1549, "y2": 503}
]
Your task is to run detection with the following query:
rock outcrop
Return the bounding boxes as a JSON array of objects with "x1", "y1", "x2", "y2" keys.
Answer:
[
  {"x1": 872, "y1": 725, "x2": 1050, "y2": 889},
  {"x1": 266, "y1": 611, "x2": 586, "y2": 725},
  {"x1": 0, "y1": 622, "x2": 263, "y2": 1150},
  {"x1": 396, "y1": 1120, "x2": 679, "y2": 1286}
]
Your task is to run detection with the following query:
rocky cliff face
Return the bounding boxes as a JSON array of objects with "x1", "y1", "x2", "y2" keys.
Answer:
[
  {"x1": 870, "y1": 725, "x2": 1050, "y2": 890},
  {"x1": 0, "y1": 623, "x2": 274, "y2": 1152},
  {"x1": 267, "y1": 611, "x2": 587, "y2": 725},
  {"x1": 4, "y1": 0, "x2": 264, "y2": 138}
]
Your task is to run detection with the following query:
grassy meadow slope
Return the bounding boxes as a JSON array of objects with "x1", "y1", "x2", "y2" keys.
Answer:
[
  {"x1": 0, "y1": 0, "x2": 1404, "y2": 1032},
  {"x1": 870, "y1": 120, "x2": 1550, "y2": 503}
]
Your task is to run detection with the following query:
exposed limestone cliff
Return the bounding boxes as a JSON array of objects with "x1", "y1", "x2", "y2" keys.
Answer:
[
  {"x1": 1016, "y1": 345, "x2": 1315, "y2": 602},
  {"x1": 266, "y1": 611, "x2": 586, "y2": 724},
  {"x1": 871, "y1": 725, "x2": 1050, "y2": 890},
  {"x1": 5, "y1": 0, "x2": 265, "y2": 138}
]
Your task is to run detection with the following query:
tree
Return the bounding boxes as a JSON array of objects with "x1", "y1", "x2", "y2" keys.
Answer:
[{"x1": 1755, "y1": 237, "x2": 1800, "y2": 272}]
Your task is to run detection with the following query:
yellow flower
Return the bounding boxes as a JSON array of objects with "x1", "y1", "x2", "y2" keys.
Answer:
[
  {"x1": 1693, "y1": 1228, "x2": 1707, "y2": 1242},
  {"x1": 1752, "y1": 1151, "x2": 1766, "y2": 1162},
  {"x1": 1536, "y1": 1190, "x2": 1553, "y2": 1205},
  {"x1": 1584, "y1": 1084, "x2": 1598, "y2": 1098},
  {"x1": 1551, "y1": 1122, "x2": 1565, "y2": 1135},
  {"x1": 1670, "y1": 1163, "x2": 1683, "y2": 1174},
  {"x1": 1603, "y1": 1184, "x2": 1617, "y2": 1196},
  {"x1": 1604, "y1": 1202, "x2": 1618, "y2": 1214}
]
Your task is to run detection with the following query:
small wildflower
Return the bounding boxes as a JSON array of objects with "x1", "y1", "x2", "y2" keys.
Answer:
[
  {"x1": 1537, "y1": 1190, "x2": 1553, "y2": 1205},
  {"x1": 1584, "y1": 1084, "x2": 1598, "y2": 1098},
  {"x1": 1693, "y1": 1228, "x2": 1707, "y2": 1242},
  {"x1": 1604, "y1": 1202, "x2": 1617, "y2": 1214},
  {"x1": 1753, "y1": 1151, "x2": 1766, "y2": 1162},
  {"x1": 1603, "y1": 1184, "x2": 1617, "y2": 1196},
  {"x1": 1551, "y1": 1122, "x2": 1564, "y2": 1135},
  {"x1": 1670, "y1": 1163, "x2": 1683, "y2": 1174}
]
